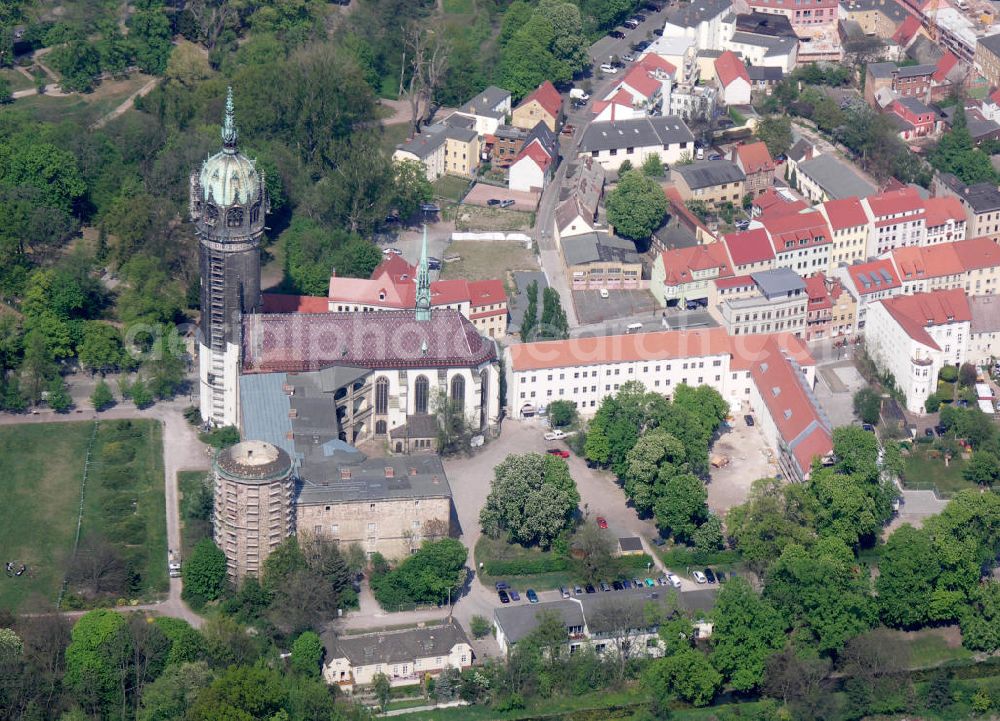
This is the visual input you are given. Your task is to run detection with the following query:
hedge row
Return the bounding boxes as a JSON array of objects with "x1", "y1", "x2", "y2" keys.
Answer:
[
  {"x1": 617, "y1": 554, "x2": 655, "y2": 570},
  {"x1": 484, "y1": 557, "x2": 570, "y2": 576},
  {"x1": 658, "y1": 547, "x2": 741, "y2": 567}
]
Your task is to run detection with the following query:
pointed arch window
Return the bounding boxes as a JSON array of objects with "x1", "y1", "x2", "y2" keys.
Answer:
[
  {"x1": 414, "y1": 376, "x2": 429, "y2": 415},
  {"x1": 451, "y1": 375, "x2": 465, "y2": 413},
  {"x1": 375, "y1": 377, "x2": 389, "y2": 415}
]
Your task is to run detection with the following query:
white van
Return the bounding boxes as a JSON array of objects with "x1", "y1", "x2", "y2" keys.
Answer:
[
  {"x1": 625, "y1": 323, "x2": 643, "y2": 334},
  {"x1": 696, "y1": 147, "x2": 705, "y2": 160}
]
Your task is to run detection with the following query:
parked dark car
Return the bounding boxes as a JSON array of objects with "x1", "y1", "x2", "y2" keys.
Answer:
[
  {"x1": 862, "y1": 423, "x2": 875, "y2": 432},
  {"x1": 634, "y1": 13, "x2": 648, "y2": 20},
  {"x1": 744, "y1": 414, "x2": 755, "y2": 426},
  {"x1": 495, "y1": 581, "x2": 509, "y2": 591},
  {"x1": 652, "y1": 27, "x2": 663, "y2": 35},
  {"x1": 925, "y1": 427, "x2": 935, "y2": 437},
  {"x1": 600, "y1": 581, "x2": 611, "y2": 592},
  {"x1": 715, "y1": 570, "x2": 726, "y2": 583},
  {"x1": 509, "y1": 589, "x2": 520, "y2": 601},
  {"x1": 585, "y1": 584, "x2": 596, "y2": 594},
  {"x1": 498, "y1": 589, "x2": 510, "y2": 603},
  {"x1": 487, "y1": 198, "x2": 502, "y2": 207},
  {"x1": 527, "y1": 589, "x2": 539, "y2": 603},
  {"x1": 935, "y1": 425, "x2": 947, "y2": 436},
  {"x1": 608, "y1": 29, "x2": 626, "y2": 38},
  {"x1": 612, "y1": 580, "x2": 624, "y2": 590},
  {"x1": 632, "y1": 40, "x2": 650, "y2": 51},
  {"x1": 704, "y1": 568, "x2": 717, "y2": 584}
]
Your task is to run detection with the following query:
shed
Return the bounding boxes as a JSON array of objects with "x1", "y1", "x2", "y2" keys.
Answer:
[{"x1": 618, "y1": 537, "x2": 644, "y2": 555}]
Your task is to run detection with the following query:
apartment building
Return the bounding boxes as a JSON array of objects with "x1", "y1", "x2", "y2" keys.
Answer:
[
  {"x1": 817, "y1": 196, "x2": 869, "y2": 270},
  {"x1": 671, "y1": 160, "x2": 746, "y2": 209},
  {"x1": 834, "y1": 258, "x2": 903, "y2": 330},
  {"x1": 723, "y1": 227, "x2": 776, "y2": 275},
  {"x1": 887, "y1": 236, "x2": 1000, "y2": 296},
  {"x1": 863, "y1": 186, "x2": 927, "y2": 255},
  {"x1": 934, "y1": 173, "x2": 1000, "y2": 242},
  {"x1": 577, "y1": 115, "x2": 695, "y2": 170},
  {"x1": 761, "y1": 210, "x2": 832, "y2": 274},
  {"x1": 651, "y1": 243, "x2": 733, "y2": 307},
  {"x1": 719, "y1": 267, "x2": 808, "y2": 337}
]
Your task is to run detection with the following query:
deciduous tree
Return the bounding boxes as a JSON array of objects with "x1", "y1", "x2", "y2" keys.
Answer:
[
  {"x1": 605, "y1": 170, "x2": 668, "y2": 241},
  {"x1": 711, "y1": 578, "x2": 786, "y2": 691}
]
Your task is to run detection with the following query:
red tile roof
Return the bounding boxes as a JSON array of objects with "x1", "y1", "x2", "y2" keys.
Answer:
[
  {"x1": 761, "y1": 210, "x2": 832, "y2": 253},
  {"x1": 518, "y1": 80, "x2": 562, "y2": 119},
  {"x1": 819, "y1": 196, "x2": 868, "y2": 230},
  {"x1": 892, "y1": 14, "x2": 921, "y2": 44},
  {"x1": 865, "y1": 186, "x2": 924, "y2": 218},
  {"x1": 715, "y1": 51, "x2": 750, "y2": 88},
  {"x1": 715, "y1": 274, "x2": 755, "y2": 290},
  {"x1": 934, "y1": 51, "x2": 958, "y2": 83},
  {"x1": 845, "y1": 259, "x2": 901, "y2": 295},
  {"x1": 467, "y1": 279, "x2": 508, "y2": 309},
  {"x1": 991, "y1": 87, "x2": 1000, "y2": 107},
  {"x1": 513, "y1": 140, "x2": 554, "y2": 172},
  {"x1": 750, "y1": 337, "x2": 832, "y2": 478},
  {"x1": 892, "y1": 244, "x2": 962, "y2": 280},
  {"x1": 658, "y1": 243, "x2": 733, "y2": 285},
  {"x1": 620, "y1": 65, "x2": 662, "y2": 99},
  {"x1": 734, "y1": 141, "x2": 774, "y2": 175},
  {"x1": 592, "y1": 89, "x2": 636, "y2": 116},
  {"x1": 638, "y1": 54, "x2": 677, "y2": 75},
  {"x1": 723, "y1": 228, "x2": 775, "y2": 266},
  {"x1": 753, "y1": 188, "x2": 807, "y2": 220},
  {"x1": 951, "y1": 236, "x2": 1000, "y2": 271},
  {"x1": 879, "y1": 289, "x2": 971, "y2": 350},
  {"x1": 261, "y1": 293, "x2": 330, "y2": 313},
  {"x1": 374, "y1": 254, "x2": 417, "y2": 283},
  {"x1": 242, "y1": 309, "x2": 496, "y2": 373},
  {"x1": 508, "y1": 327, "x2": 815, "y2": 372},
  {"x1": 923, "y1": 195, "x2": 966, "y2": 228}
]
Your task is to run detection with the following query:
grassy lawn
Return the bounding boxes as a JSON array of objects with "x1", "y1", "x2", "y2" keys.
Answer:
[
  {"x1": 903, "y1": 628, "x2": 974, "y2": 667},
  {"x1": 12, "y1": 73, "x2": 153, "y2": 126},
  {"x1": 439, "y1": 241, "x2": 538, "y2": 282},
  {"x1": 433, "y1": 174, "x2": 472, "y2": 202},
  {"x1": 0, "y1": 422, "x2": 95, "y2": 612},
  {"x1": 381, "y1": 121, "x2": 412, "y2": 155},
  {"x1": 81, "y1": 420, "x2": 168, "y2": 599},
  {"x1": 394, "y1": 687, "x2": 649, "y2": 720},
  {"x1": 178, "y1": 470, "x2": 213, "y2": 560},
  {"x1": 1, "y1": 67, "x2": 34, "y2": 92},
  {"x1": 901, "y1": 443, "x2": 976, "y2": 497},
  {"x1": 443, "y1": 0, "x2": 475, "y2": 12},
  {"x1": 446, "y1": 204, "x2": 535, "y2": 232}
]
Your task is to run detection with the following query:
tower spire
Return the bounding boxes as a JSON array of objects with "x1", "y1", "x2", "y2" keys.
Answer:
[
  {"x1": 222, "y1": 86, "x2": 238, "y2": 152},
  {"x1": 415, "y1": 225, "x2": 431, "y2": 321}
]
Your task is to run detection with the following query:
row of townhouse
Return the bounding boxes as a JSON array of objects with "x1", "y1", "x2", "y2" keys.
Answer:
[{"x1": 504, "y1": 327, "x2": 833, "y2": 482}]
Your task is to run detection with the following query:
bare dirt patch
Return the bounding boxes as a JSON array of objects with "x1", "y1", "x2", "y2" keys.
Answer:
[{"x1": 439, "y1": 240, "x2": 539, "y2": 282}]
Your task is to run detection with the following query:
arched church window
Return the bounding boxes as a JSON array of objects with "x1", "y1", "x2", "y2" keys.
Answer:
[
  {"x1": 226, "y1": 207, "x2": 244, "y2": 227},
  {"x1": 205, "y1": 204, "x2": 219, "y2": 226},
  {"x1": 451, "y1": 375, "x2": 465, "y2": 413},
  {"x1": 375, "y1": 377, "x2": 389, "y2": 415},
  {"x1": 251, "y1": 203, "x2": 261, "y2": 224},
  {"x1": 414, "y1": 375, "x2": 429, "y2": 415}
]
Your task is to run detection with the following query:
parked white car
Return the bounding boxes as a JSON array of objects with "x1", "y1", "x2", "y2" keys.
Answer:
[
  {"x1": 544, "y1": 429, "x2": 568, "y2": 441},
  {"x1": 599, "y1": 64, "x2": 618, "y2": 74},
  {"x1": 666, "y1": 573, "x2": 682, "y2": 589},
  {"x1": 692, "y1": 570, "x2": 708, "y2": 584},
  {"x1": 570, "y1": 88, "x2": 590, "y2": 101},
  {"x1": 599, "y1": 288, "x2": 610, "y2": 299}
]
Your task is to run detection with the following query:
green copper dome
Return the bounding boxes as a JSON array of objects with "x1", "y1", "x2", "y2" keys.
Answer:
[{"x1": 198, "y1": 87, "x2": 262, "y2": 207}]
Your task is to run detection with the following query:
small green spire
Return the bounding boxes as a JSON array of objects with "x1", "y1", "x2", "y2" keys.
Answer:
[
  {"x1": 222, "y1": 86, "x2": 238, "y2": 151},
  {"x1": 415, "y1": 225, "x2": 431, "y2": 321}
]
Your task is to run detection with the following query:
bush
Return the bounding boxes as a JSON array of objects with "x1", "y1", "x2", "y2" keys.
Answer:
[
  {"x1": 200, "y1": 425, "x2": 240, "y2": 449},
  {"x1": 548, "y1": 400, "x2": 578, "y2": 428},
  {"x1": 617, "y1": 553, "x2": 656, "y2": 570},
  {"x1": 925, "y1": 393, "x2": 942, "y2": 413},
  {"x1": 938, "y1": 365, "x2": 958, "y2": 383},
  {"x1": 853, "y1": 387, "x2": 881, "y2": 425},
  {"x1": 470, "y1": 615, "x2": 492, "y2": 639},
  {"x1": 959, "y1": 363, "x2": 977, "y2": 388},
  {"x1": 658, "y1": 546, "x2": 740, "y2": 568}
]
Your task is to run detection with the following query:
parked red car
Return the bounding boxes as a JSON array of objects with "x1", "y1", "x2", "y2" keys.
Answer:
[
  {"x1": 596, "y1": 516, "x2": 608, "y2": 529},
  {"x1": 546, "y1": 448, "x2": 570, "y2": 458}
]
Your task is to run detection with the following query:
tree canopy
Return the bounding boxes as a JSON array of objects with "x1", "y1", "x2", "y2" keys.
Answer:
[{"x1": 605, "y1": 170, "x2": 668, "y2": 241}]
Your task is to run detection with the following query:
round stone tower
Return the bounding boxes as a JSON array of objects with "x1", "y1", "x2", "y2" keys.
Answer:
[
  {"x1": 213, "y1": 440, "x2": 294, "y2": 581},
  {"x1": 192, "y1": 87, "x2": 269, "y2": 427}
]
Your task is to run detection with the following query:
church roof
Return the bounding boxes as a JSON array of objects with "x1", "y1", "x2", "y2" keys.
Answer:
[
  {"x1": 197, "y1": 88, "x2": 262, "y2": 207},
  {"x1": 241, "y1": 309, "x2": 497, "y2": 373}
]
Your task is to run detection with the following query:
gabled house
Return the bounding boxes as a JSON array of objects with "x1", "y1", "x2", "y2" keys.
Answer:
[
  {"x1": 512, "y1": 81, "x2": 562, "y2": 133},
  {"x1": 833, "y1": 258, "x2": 903, "y2": 331},
  {"x1": 714, "y1": 51, "x2": 751, "y2": 106},
  {"x1": 651, "y1": 243, "x2": 734, "y2": 307},
  {"x1": 723, "y1": 227, "x2": 776, "y2": 275},
  {"x1": 393, "y1": 124, "x2": 480, "y2": 181},
  {"x1": 760, "y1": 210, "x2": 832, "y2": 274},
  {"x1": 577, "y1": 115, "x2": 695, "y2": 170},
  {"x1": 887, "y1": 96, "x2": 937, "y2": 139},
  {"x1": 747, "y1": 65, "x2": 783, "y2": 94},
  {"x1": 553, "y1": 157, "x2": 606, "y2": 240},
  {"x1": 322, "y1": 619, "x2": 473, "y2": 692},
  {"x1": 671, "y1": 160, "x2": 746, "y2": 209},
  {"x1": 451, "y1": 85, "x2": 512, "y2": 136},
  {"x1": 509, "y1": 122, "x2": 558, "y2": 192},
  {"x1": 731, "y1": 141, "x2": 775, "y2": 195},
  {"x1": 605, "y1": 55, "x2": 678, "y2": 115}
]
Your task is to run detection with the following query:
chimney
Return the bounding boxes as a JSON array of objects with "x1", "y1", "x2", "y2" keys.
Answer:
[
  {"x1": 385, "y1": 467, "x2": 394, "y2": 478},
  {"x1": 340, "y1": 468, "x2": 351, "y2": 480},
  {"x1": 288, "y1": 408, "x2": 298, "y2": 419}
]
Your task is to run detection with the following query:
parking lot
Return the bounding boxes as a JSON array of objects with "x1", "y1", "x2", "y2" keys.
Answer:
[
  {"x1": 707, "y1": 414, "x2": 777, "y2": 514},
  {"x1": 463, "y1": 183, "x2": 540, "y2": 212},
  {"x1": 815, "y1": 360, "x2": 867, "y2": 429},
  {"x1": 574, "y1": 289, "x2": 659, "y2": 325}
]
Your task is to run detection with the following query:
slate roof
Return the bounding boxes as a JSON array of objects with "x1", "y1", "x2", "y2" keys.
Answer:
[
  {"x1": 242, "y1": 309, "x2": 496, "y2": 373},
  {"x1": 788, "y1": 138, "x2": 814, "y2": 162},
  {"x1": 752, "y1": 267, "x2": 806, "y2": 298},
  {"x1": 562, "y1": 231, "x2": 642, "y2": 266},
  {"x1": 867, "y1": 61, "x2": 898, "y2": 79},
  {"x1": 747, "y1": 65, "x2": 783, "y2": 82},
  {"x1": 729, "y1": 31, "x2": 798, "y2": 56},
  {"x1": 664, "y1": 0, "x2": 732, "y2": 28},
  {"x1": 896, "y1": 96, "x2": 933, "y2": 115},
  {"x1": 674, "y1": 160, "x2": 745, "y2": 189},
  {"x1": 396, "y1": 124, "x2": 477, "y2": 159},
  {"x1": 239, "y1": 371, "x2": 454, "y2": 503},
  {"x1": 322, "y1": 619, "x2": 470, "y2": 667},
  {"x1": 977, "y1": 33, "x2": 1000, "y2": 57},
  {"x1": 797, "y1": 155, "x2": 877, "y2": 199},
  {"x1": 942, "y1": 176, "x2": 1000, "y2": 212},
  {"x1": 578, "y1": 116, "x2": 694, "y2": 153},
  {"x1": 495, "y1": 601, "x2": 585, "y2": 645},
  {"x1": 896, "y1": 63, "x2": 936, "y2": 78},
  {"x1": 735, "y1": 11, "x2": 796, "y2": 36},
  {"x1": 458, "y1": 85, "x2": 511, "y2": 118}
]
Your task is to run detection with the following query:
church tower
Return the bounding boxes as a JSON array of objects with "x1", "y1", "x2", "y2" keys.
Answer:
[
  {"x1": 191, "y1": 88, "x2": 269, "y2": 427},
  {"x1": 415, "y1": 225, "x2": 431, "y2": 322}
]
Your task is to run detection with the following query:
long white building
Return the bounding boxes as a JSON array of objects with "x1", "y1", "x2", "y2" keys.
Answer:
[{"x1": 506, "y1": 328, "x2": 831, "y2": 482}]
